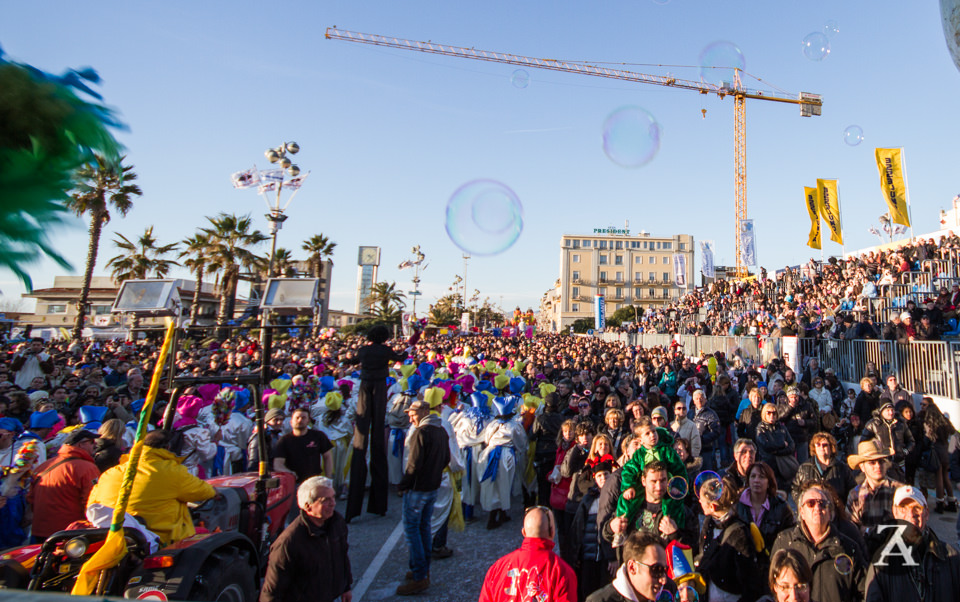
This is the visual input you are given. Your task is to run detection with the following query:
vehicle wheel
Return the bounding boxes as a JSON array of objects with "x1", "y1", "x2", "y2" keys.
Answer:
[{"x1": 192, "y1": 549, "x2": 256, "y2": 602}]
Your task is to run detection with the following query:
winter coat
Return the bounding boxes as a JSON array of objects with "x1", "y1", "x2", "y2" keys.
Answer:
[
  {"x1": 480, "y1": 537, "x2": 577, "y2": 602},
  {"x1": 671, "y1": 417, "x2": 701, "y2": 458},
  {"x1": 586, "y1": 565, "x2": 676, "y2": 602},
  {"x1": 736, "y1": 492, "x2": 796, "y2": 554},
  {"x1": 691, "y1": 405, "x2": 722, "y2": 452},
  {"x1": 564, "y1": 485, "x2": 603, "y2": 569},
  {"x1": 771, "y1": 523, "x2": 866, "y2": 602},
  {"x1": 560, "y1": 444, "x2": 590, "y2": 511},
  {"x1": 398, "y1": 414, "x2": 450, "y2": 493},
  {"x1": 864, "y1": 524, "x2": 960, "y2": 602},
  {"x1": 853, "y1": 389, "x2": 882, "y2": 429},
  {"x1": 862, "y1": 416, "x2": 915, "y2": 463},
  {"x1": 737, "y1": 404, "x2": 763, "y2": 440},
  {"x1": 792, "y1": 457, "x2": 858, "y2": 506},
  {"x1": 87, "y1": 446, "x2": 215, "y2": 545},
  {"x1": 260, "y1": 510, "x2": 352, "y2": 602},
  {"x1": 532, "y1": 408, "x2": 565, "y2": 457},
  {"x1": 777, "y1": 399, "x2": 818, "y2": 445},
  {"x1": 696, "y1": 511, "x2": 763, "y2": 602},
  {"x1": 755, "y1": 421, "x2": 797, "y2": 486},
  {"x1": 27, "y1": 445, "x2": 101, "y2": 539}
]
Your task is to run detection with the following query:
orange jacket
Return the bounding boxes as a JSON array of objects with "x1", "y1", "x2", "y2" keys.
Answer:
[{"x1": 27, "y1": 445, "x2": 100, "y2": 538}]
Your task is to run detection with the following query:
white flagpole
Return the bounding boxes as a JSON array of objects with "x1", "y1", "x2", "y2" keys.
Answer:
[
  {"x1": 282, "y1": 171, "x2": 310, "y2": 210},
  {"x1": 901, "y1": 147, "x2": 916, "y2": 242},
  {"x1": 253, "y1": 165, "x2": 274, "y2": 211}
]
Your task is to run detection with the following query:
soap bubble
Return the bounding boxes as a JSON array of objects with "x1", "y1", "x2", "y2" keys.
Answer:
[
  {"x1": 656, "y1": 590, "x2": 674, "y2": 602},
  {"x1": 824, "y1": 20, "x2": 840, "y2": 38},
  {"x1": 802, "y1": 32, "x2": 831, "y2": 61},
  {"x1": 651, "y1": 0, "x2": 673, "y2": 4},
  {"x1": 445, "y1": 180, "x2": 524, "y2": 256},
  {"x1": 698, "y1": 41, "x2": 746, "y2": 84},
  {"x1": 694, "y1": 470, "x2": 723, "y2": 499},
  {"x1": 668, "y1": 476, "x2": 689, "y2": 500},
  {"x1": 678, "y1": 586, "x2": 700, "y2": 602},
  {"x1": 602, "y1": 106, "x2": 662, "y2": 168},
  {"x1": 510, "y1": 69, "x2": 530, "y2": 89},
  {"x1": 843, "y1": 125, "x2": 864, "y2": 146},
  {"x1": 834, "y1": 553, "x2": 853, "y2": 576},
  {"x1": 796, "y1": 303, "x2": 823, "y2": 331}
]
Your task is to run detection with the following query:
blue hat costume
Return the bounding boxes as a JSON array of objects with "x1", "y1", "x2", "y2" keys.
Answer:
[
  {"x1": 508, "y1": 377, "x2": 526, "y2": 395},
  {"x1": 481, "y1": 396, "x2": 519, "y2": 483},
  {"x1": 29, "y1": 409, "x2": 59, "y2": 430},
  {"x1": 79, "y1": 405, "x2": 108, "y2": 432}
]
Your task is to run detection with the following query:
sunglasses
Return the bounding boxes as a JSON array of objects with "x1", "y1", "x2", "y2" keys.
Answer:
[
  {"x1": 634, "y1": 560, "x2": 668, "y2": 580},
  {"x1": 802, "y1": 498, "x2": 830, "y2": 510}
]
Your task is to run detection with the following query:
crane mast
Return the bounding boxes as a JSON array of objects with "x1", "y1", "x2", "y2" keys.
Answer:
[{"x1": 326, "y1": 27, "x2": 822, "y2": 277}]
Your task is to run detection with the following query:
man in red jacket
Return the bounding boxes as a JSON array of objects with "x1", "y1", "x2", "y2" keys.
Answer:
[
  {"x1": 479, "y1": 506, "x2": 577, "y2": 602},
  {"x1": 27, "y1": 430, "x2": 100, "y2": 542}
]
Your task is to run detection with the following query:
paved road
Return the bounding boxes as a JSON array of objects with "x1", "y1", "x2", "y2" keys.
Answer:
[{"x1": 339, "y1": 485, "x2": 960, "y2": 602}]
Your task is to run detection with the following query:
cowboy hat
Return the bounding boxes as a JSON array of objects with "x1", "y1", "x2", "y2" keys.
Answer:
[{"x1": 847, "y1": 438, "x2": 892, "y2": 470}]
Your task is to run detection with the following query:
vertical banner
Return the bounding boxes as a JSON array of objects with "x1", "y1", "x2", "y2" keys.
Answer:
[
  {"x1": 739, "y1": 219, "x2": 757, "y2": 267},
  {"x1": 874, "y1": 148, "x2": 911, "y2": 227},
  {"x1": 804, "y1": 186, "x2": 822, "y2": 250},
  {"x1": 700, "y1": 240, "x2": 715, "y2": 278},
  {"x1": 816, "y1": 178, "x2": 843, "y2": 244},
  {"x1": 781, "y1": 336, "x2": 800, "y2": 376},
  {"x1": 594, "y1": 295, "x2": 606, "y2": 330},
  {"x1": 673, "y1": 253, "x2": 687, "y2": 288}
]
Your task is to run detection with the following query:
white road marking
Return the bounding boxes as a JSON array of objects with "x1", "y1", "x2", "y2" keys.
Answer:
[{"x1": 352, "y1": 519, "x2": 404, "y2": 602}]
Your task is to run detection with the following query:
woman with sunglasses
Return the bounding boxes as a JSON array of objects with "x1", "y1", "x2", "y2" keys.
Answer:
[
  {"x1": 696, "y1": 475, "x2": 763, "y2": 602},
  {"x1": 755, "y1": 402, "x2": 798, "y2": 492},
  {"x1": 771, "y1": 482, "x2": 865, "y2": 602}
]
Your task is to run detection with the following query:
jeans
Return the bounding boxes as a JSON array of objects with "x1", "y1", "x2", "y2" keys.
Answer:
[{"x1": 403, "y1": 489, "x2": 438, "y2": 581}]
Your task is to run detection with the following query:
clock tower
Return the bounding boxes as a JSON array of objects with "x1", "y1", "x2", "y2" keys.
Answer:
[{"x1": 356, "y1": 246, "x2": 380, "y2": 314}]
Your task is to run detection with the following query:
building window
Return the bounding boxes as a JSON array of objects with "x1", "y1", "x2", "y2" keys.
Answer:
[
  {"x1": 565, "y1": 239, "x2": 571, "y2": 247},
  {"x1": 634, "y1": 271, "x2": 641, "y2": 281},
  {"x1": 616, "y1": 272, "x2": 623, "y2": 282},
  {"x1": 599, "y1": 271, "x2": 607, "y2": 283},
  {"x1": 46, "y1": 304, "x2": 67, "y2": 314},
  {"x1": 572, "y1": 286, "x2": 580, "y2": 297},
  {"x1": 632, "y1": 241, "x2": 641, "y2": 249},
  {"x1": 616, "y1": 287, "x2": 623, "y2": 298},
  {"x1": 91, "y1": 304, "x2": 112, "y2": 314},
  {"x1": 599, "y1": 255, "x2": 608, "y2": 265},
  {"x1": 663, "y1": 257, "x2": 669, "y2": 264},
  {"x1": 634, "y1": 287, "x2": 642, "y2": 297},
  {"x1": 649, "y1": 288, "x2": 656, "y2": 297},
  {"x1": 643, "y1": 241, "x2": 648, "y2": 249},
  {"x1": 598, "y1": 288, "x2": 607, "y2": 297},
  {"x1": 615, "y1": 255, "x2": 623, "y2": 265},
  {"x1": 634, "y1": 256, "x2": 641, "y2": 264},
  {"x1": 648, "y1": 257, "x2": 655, "y2": 264},
  {"x1": 572, "y1": 254, "x2": 580, "y2": 263},
  {"x1": 656, "y1": 242, "x2": 661, "y2": 249},
  {"x1": 582, "y1": 239, "x2": 591, "y2": 248},
  {"x1": 648, "y1": 271, "x2": 655, "y2": 281},
  {"x1": 572, "y1": 270, "x2": 580, "y2": 280},
  {"x1": 572, "y1": 303, "x2": 579, "y2": 312},
  {"x1": 598, "y1": 240, "x2": 607, "y2": 249},
  {"x1": 615, "y1": 241, "x2": 623, "y2": 249},
  {"x1": 663, "y1": 242, "x2": 672, "y2": 250},
  {"x1": 679, "y1": 243, "x2": 685, "y2": 250},
  {"x1": 663, "y1": 272, "x2": 670, "y2": 282}
]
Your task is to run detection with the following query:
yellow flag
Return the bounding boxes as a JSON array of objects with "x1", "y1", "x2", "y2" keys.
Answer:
[
  {"x1": 816, "y1": 178, "x2": 843, "y2": 244},
  {"x1": 875, "y1": 148, "x2": 911, "y2": 227},
  {"x1": 804, "y1": 186, "x2": 822, "y2": 250}
]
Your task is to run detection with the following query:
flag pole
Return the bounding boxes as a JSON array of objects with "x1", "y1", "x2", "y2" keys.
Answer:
[{"x1": 901, "y1": 147, "x2": 916, "y2": 242}]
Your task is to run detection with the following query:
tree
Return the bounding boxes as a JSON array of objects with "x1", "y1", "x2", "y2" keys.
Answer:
[
  {"x1": 571, "y1": 317, "x2": 595, "y2": 334},
  {"x1": 179, "y1": 232, "x2": 211, "y2": 327},
  {"x1": 301, "y1": 234, "x2": 336, "y2": 278},
  {"x1": 202, "y1": 213, "x2": 268, "y2": 338},
  {"x1": 106, "y1": 226, "x2": 179, "y2": 281},
  {"x1": 610, "y1": 304, "x2": 644, "y2": 324},
  {"x1": 428, "y1": 294, "x2": 461, "y2": 326},
  {"x1": 270, "y1": 247, "x2": 296, "y2": 277},
  {"x1": 65, "y1": 156, "x2": 142, "y2": 340},
  {"x1": 474, "y1": 298, "x2": 504, "y2": 328},
  {"x1": 365, "y1": 281, "x2": 406, "y2": 324}
]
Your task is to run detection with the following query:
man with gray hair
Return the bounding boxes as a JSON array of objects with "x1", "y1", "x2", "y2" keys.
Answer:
[{"x1": 261, "y1": 476, "x2": 352, "y2": 602}]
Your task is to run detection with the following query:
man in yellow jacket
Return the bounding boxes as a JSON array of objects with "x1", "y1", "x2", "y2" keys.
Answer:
[{"x1": 87, "y1": 429, "x2": 216, "y2": 545}]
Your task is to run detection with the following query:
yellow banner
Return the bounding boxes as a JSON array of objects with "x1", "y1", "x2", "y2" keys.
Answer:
[
  {"x1": 816, "y1": 178, "x2": 843, "y2": 244},
  {"x1": 804, "y1": 186, "x2": 822, "y2": 250},
  {"x1": 875, "y1": 148, "x2": 910, "y2": 227}
]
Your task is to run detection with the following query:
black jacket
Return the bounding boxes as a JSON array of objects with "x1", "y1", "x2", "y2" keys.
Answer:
[
  {"x1": 737, "y1": 405, "x2": 762, "y2": 440},
  {"x1": 735, "y1": 493, "x2": 796, "y2": 553},
  {"x1": 777, "y1": 398, "x2": 818, "y2": 444},
  {"x1": 564, "y1": 485, "x2": 604, "y2": 568},
  {"x1": 344, "y1": 342, "x2": 406, "y2": 380},
  {"x1": 771, "y1": 522, "x2": 866, "y2": 602},
  {"x1": 691, "y1": 406, "x2": 722, "y2": 452},
  {"x1": 531, "y1": 408, "x2": 564, "y2": 457},
  {"x1": 791, "y1": 457, "x2": 858, "y2": 506},
  {"x1": 397, "y1": 415, "x2": 449, "y2": 492},
  {"x1": 862, "y1": 416, "x2": 915, "y2": 463},
  {"x1": 864, "y1": 523, "x2": 960, "y2": 602},
  {"x1": 696, "y1": 511, "x2": 763, "y2": 602},
  {"x1": 260, "y1": 510, "x2": 352, "y2": 602}
]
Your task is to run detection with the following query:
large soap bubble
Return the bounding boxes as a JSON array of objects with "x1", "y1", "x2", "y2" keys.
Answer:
[
  {"x1": 802, "y1": 32, "x2": 831, "y2": 61},
  {"x1": 602, "y1": 106, "x2": 662, "y2": 168},
  {"x1": 445, "y1": 180, "x2": 524, "y2": 256}
]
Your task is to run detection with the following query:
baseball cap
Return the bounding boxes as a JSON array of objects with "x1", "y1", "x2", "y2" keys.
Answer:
[
  {"x1": 893, "y1": 485, "x2": 927, "y2": 508},
  {"x1": 63, "y1": 429, "x2": 97, "y2": 446}
]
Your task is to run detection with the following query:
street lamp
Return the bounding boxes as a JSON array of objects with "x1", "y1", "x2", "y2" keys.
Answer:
[{"x1": 408, "y1": 245, "x2": 426, "y2": 320}]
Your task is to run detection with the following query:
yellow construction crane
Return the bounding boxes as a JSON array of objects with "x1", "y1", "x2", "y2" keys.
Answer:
[{"x1": 325, "y1": 28, "x2": 823, "y2": 276}]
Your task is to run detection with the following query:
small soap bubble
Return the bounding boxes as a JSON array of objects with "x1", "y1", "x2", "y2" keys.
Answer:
[
  {"x1": 655, "y1": 590, "x2": 674, "y2": 602},
  {"x1": 694, "y1": 471, "x2": 723, "y2": 498},
  {"x1": 802, "y1": 32, "x2": 831, "y2": 61},
  {"x1": 843, "y1": 125, "x2": 864, "y2": 146},
  {"x1": 834, "y1": 553, "x2": 853, "y2": 576},
  {"x1": 602, "y1": 106, "x2": 662, "y2": 168},
  {"x1": 698, "y1": 41, "x2": 746, "y2": 84},
  {"x1": 824, "y1": 20, "x2": 840, "y2": 38},
  {"x1": 678, "y1": 586, "x2": 700, "y2": 602},
  {"x1": 510, "y1": 69, "x2": 529, "y2": 89},
  {"x1": 668, "y1": 476, "x2": 689, "y2": 500},
  {"x1": 445, "y1": 180, "x2": 524, "y2": 256},
  {"x1": 797, "y1": 303, "x2": 823, "y2": 331}
]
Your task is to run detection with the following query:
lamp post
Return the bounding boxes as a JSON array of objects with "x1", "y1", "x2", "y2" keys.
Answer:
[{"x1": 408, "y1": 245, "x2": 426, "y2": 319}]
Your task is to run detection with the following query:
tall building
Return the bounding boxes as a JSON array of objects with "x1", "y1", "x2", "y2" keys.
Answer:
[
  {"x1": 556, "y1": 228, "x2": 694, "y2": 331},
  {"x1": 355, "y1": 246, "x2": 380, "y2": 314}
]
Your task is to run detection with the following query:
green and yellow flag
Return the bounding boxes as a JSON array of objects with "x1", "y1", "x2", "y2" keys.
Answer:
[
  {"x1": 804, "y1": 186, "x2": 822, "y2": 250},
  {"x1": 816, "y1": 178, "x2": 843, "y2": 244},
  {"x1": 875, "y1": 148, "x2": 911, "y2": 227}
]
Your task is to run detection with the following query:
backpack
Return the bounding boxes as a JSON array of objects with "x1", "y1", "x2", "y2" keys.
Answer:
[{"x1": 167, "y1": 424, "x2": 199, "y2": 458}]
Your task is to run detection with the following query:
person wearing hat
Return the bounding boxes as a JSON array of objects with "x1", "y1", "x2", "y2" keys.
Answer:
[
  {"x1": 846, "y1": 438, "x2": 902, "y2": 548},
  {"x1": 0, "y1": 416, "x2": 22, "y2": 467},
  {"x1": 396, "y1": 399, "x2": 449, "y2": 596},
  {"x1": 26, "y1": 429, "x2": 100, "y2": 543},
  {"x1": 862, "y1": 399, "x2": 915, "y2": 483},
  {"x1": 385, "y1": 374, "x2": 419, "y2": 488},
  {"x1": 479, "y1": 395, "x2": 527, "y2": 530},
  {"x1": 864, "y1": 485, "x2": 960, "y2": 601},
  {"x1": 915, "y1": 311, "x2": 941, "y2": 341},
  {"x1": 14, "y1": 408, "x2": 60, "y2": 467},
  {"x1": 778, "y1": 387, "x2": 817, "y2": 464},
  {"x1": 566, "y1": 458, "x2": 616, "y2": 600},
  {"x1": 247, "y1": 407, "x2": 286, "y2": 472},
  {"x1": 878, "y1": 374, "x2": 911, "y2": 407}
]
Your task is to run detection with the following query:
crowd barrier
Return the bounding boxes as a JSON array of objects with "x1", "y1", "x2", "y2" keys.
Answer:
[{"x1": 597, "y1": 332, "x2": 960, "y2": 400}]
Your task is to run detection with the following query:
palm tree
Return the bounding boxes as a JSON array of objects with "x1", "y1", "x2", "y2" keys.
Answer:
[
  {"x1": 202, "y1": 213, "x2": 268, "y2": 338},
  {"x1": 179, "y1": 232, "x2": 210, "y2": 327},
  {"x1": 65, "y1": 156, "x2": 142, "y2": 340},
  {"x1": 365, "y1": 281, "x2": 406, "y2": 323},
  {"x1": 301, "y1": 234, "x2": 337, "y2": 278},
  {"x1": 106, "y1": 227, "x2": 179, "y2": 331},
  {"x1": 271, "y1": 248, "x2": 296, "y2": 277}
]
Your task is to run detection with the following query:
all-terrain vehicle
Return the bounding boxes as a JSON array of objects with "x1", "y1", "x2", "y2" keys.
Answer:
[{"x1": 0, "y1": 375, "x2": 295, "y2": 601}]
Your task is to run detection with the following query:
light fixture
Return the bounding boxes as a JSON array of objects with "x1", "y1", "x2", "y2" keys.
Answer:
[
  {"x1": 285, "y1": 142, "x2": 299, "y2": 154},
  {"x1": 287, "y1": 165, "x2": 300, "y2": 177},
  {"x1": 64, "y1": 537, "x2": 89, "y2": 559},
  {"x1": 280, "y1": 157, "x2": 292, "y2": 169},
  {"x1": 265, "y1": 149, "x2": 280, "y2": 163}
]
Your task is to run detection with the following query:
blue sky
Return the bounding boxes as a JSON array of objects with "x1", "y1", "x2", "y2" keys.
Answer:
[{"x1": 2, "y1": 1, "x2": 959, "y2": 315}]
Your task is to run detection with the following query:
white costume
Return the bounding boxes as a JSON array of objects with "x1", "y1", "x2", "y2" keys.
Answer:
[
  {"x1": 219, "y1": 411, "x2": 254, "y2": 475},
  {"x1": 386, "y1": 391, "x2": 414, "y2": 485},
  {"x1": 429, "y1": 406, "x2": 465, "y2": 535},
  {"x1": 478, "y1": 410, "x2": 527, "y2": 512},
  {"x1": 314, "y1": 400, "x2": 355, "y2": 490},
  {"x1": 453, "y1": 403, "x2": 490, "y2": 508}
]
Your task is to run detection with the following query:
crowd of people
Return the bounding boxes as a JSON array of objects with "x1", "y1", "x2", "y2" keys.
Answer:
[
  {"x1": 617, "y1": 233, "x2": 960, "y2": 341},
  {"x1": 1, "y1": 320, "x2": 960, "y2": 601}
]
